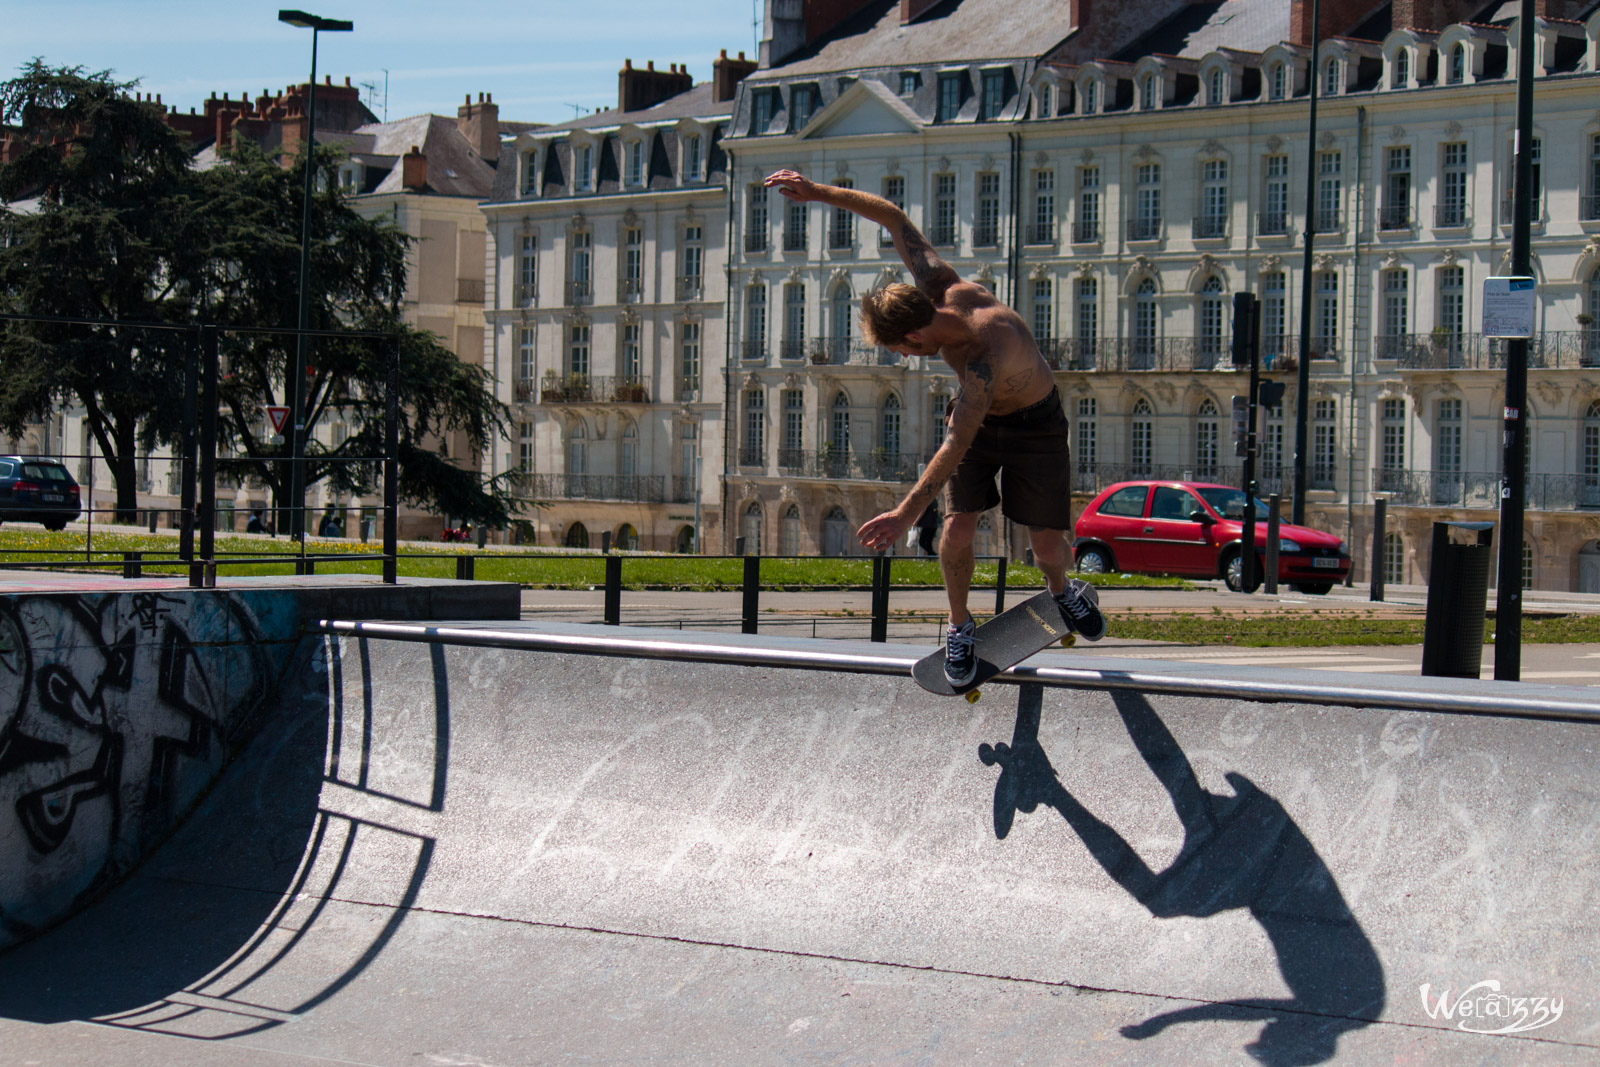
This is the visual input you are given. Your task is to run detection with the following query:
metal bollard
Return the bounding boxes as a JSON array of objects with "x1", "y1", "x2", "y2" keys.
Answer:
[
  {"x1": 994, "y1": 556, "x2": 1008, "y2": 615},
  {"x1": 1264, "y1": 494, "x2": 1280, "y2": 594},
  {"x1": 455, "y1": 555, "x2": 475, "y2": 581},
  {"x1": 123, "y1": 551, "x2": 142, "y2": 579},
  {"x1": 603, "y1": 554, "x2": 621, "y2": 625},
  {"x1": 870, "y1": 552, "x2": 890, "y2": 643},
  {"x1": 741, "y1": 554, "x2": 760, "y2": 634},
  {"x1": 147, "y1": 511, "x2": 157, "y2": 534},
  {"x1": 1369, "y1": 498, "x2": 1387, "y2": 602}
]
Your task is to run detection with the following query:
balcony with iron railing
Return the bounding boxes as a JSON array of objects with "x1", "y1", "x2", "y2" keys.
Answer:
[
  {"x1": 619, "y1": 277, "x2": 644, "y2": 303},
  {"x1": 1070, "y1": 462, "x2": 1293, "y2": 498},
  {"x1": 1314, "y1": 208, "x2": 1342, "y2": 234},
  {"x1": 565, "y1": 280, "x2": 593, "y2": 306},
  {"x1": 1025, "y1": 221, "x2": 1057, "y2": 245},
  {"x1": 783, "y1": 227, "x2": 807, "y2": 252},
  {"x1": 1256, "y1": 211, "x2": 1290, "y2": 237},
  {"x1": 513, "y1": 378, "x2": 534, "y2": 403},
  {"x1": 808, "y1": 337, "x2": 901, "y2": 367},
  {"x1": 1378, "y1": 204, "x2": 1411, "y2": 231},
  {"x1": 745, "y1": 231, "x2": 769, "y2": 253},
  {"x1": 523, "y1": 473, "x2": 669, "y2": 503},
  {"x1": 676, "y1": 275, "x2": 703, "y2": 301},
  {"x1": 1039, "y1": 336, "x2": 1341, "y2": 374},
  {"x1": 1434, "y1": 203, "x2": 1470, "y2": 229},
  {"x1": 1500, "y1": 195, "x2": 1543, "y2": 224},
  {"x1": 1374, "y1": 469, "x2": 1600, "y2": 511},
  {"x1": 539, "y1": 373, "x2": 651, "y2": 404},
  {"x1": 738, "y1": 446, "x2": 764, "y2": 468},
  {"x1": 1126, "y1": 217, "x2": 1162, "y2": 242},
  {"x1": 1379, "y1": 330, "x2": 1600, "y2": 370},
  {"x1": 677, "y1": 377, "x2": 700, "y2": 403},
  {"x1": 972, "y1": 221, "x2": 1000, "y2": 248},
  {"x1": 931, "y1": 223, "x2": 957, "y2": 246},
  {"x1": 1192, "y1": 216, "x2": 1228, "y2": 240},
  {"x1": 1073, "y1": 219, "x2": 1101, "y2": 243},
  {"x1": 740, "y1": 341, "x2": 768, "y2": 364},
  {"x1": 779, "y1": 338, "x2": 808, "y2": 362},
  {"x1": 775, "y1": 448, "x2": 921, "y2": 482},
  {"x1": 828, "y1": 225, "x2": 855, "y2": 251}
]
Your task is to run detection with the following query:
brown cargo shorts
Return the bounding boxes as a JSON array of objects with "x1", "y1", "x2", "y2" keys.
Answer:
[{"x1": 945, "y1": 388, "x2": 1074, "y2": 530}]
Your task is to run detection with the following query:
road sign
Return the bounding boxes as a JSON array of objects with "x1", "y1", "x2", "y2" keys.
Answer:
[{"x1": 267, "y1": 406, "x2": 291, "y2": 435}]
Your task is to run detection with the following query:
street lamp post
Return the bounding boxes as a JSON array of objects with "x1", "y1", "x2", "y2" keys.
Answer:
[{"x1": 279, "y1": 9, "x2": 352, "y2": 549}]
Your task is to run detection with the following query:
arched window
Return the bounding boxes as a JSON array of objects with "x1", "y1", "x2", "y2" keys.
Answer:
[
  {"x1": 1269, "y1": 62, "x2": 1286, "y2": 100},
  {"x1": 1394, "y1": 49, "x2": 1410, "y2": 89},
  {"x1": 1209, "y1": 68, "x2": 1226, "y2": 105},
  {"x1": 1448, "y1": 44, "x2": 1466, "y2": 85},
  {"x1": 781, "y1": 505, "x2": 802, "y2": 555},
  {"x1": 567, "y1": 421, "x2": 588, "y2": 476},
  {"x1": 1195, "y1": 398, "x2": 1220, "y2": 479},
  {"x1": 742, "y1": 501, "x2": 763, "y2": 555},
  {"x1": 1198, "y1": 276, "x2": 1226, "y2": 367},
  {"x1": 1032, "y1": 276, "x2": 1053, "y2": 342},
  {"x1": 675, "y1": 524, "x2": 696, "y2": 553},
  {"x1": 565, "y1": 522, "x2": 590, "y2": 549},
  {"x1": 1131, "y1": 397, "x2": 1154, "y2": 474},
  {"x1": 620, "y1": 422, "x2": 638, "y2": 478},
  {"x1": 881, "y1": 394, "x2": 901, "y2": 458},
  {"x1": 1036, "y1": 83, "x2": 1054, "y2": 119},
  {"x1": 1383, "y1": 531, "x2": 1405, "y2": 584},
  {"x1": 1323, "y1": 57, "x2": 1341, "y2": 96},
  {"x1": 1582, "y1": 401, "x2": 1600, "y2": 507},
  {"x1": 1133, "y1": 278, "x2": 1158, "y2": 367},
  {"x1": 1585, "y1": 267, "x2": 1600, "y2": 359},
  {"x1": 822, "y1": 506, "x2": 851, "y2": 557},
  {"x1": 830, "y1": 284, "x2": 853, "y2": 351},
  {"x1": 1140, "y1": 73, "x2": 1157, "y2": 111},
  {"x1": 1080, "y1": 79, "x2": 1098, "y2": 115},
  {"x1": 615, "y1": 523, "x2": 638, "y2": 550}
]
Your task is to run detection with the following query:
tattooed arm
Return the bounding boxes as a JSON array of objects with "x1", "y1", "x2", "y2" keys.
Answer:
[
  {"x1": 764, "y1": 168, "x2": 959, "y2": 299},
  {"x1": 858, "y1": 354, "x2": 995, "y2": 552}
]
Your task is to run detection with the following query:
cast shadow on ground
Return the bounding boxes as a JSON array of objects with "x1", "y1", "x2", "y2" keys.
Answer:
[
  {"x1": 0, "y1": 636, "x2": 445, "y2": 1037},
  {"x1": 980, "y1": 684, "x2": 1386, "y2": 1067}
]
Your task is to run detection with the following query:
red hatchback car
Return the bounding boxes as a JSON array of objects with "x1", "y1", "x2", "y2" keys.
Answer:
[{"x1": 1074, "y1": 481, "x2": 1351, "y2": 593}]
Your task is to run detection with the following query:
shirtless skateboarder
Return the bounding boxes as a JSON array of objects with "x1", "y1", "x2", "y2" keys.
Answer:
[{"x1": 763, "y1": 169, "x2": 1106, "y2": 686}]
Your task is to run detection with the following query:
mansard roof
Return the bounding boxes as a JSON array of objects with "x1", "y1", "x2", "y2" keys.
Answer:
[{"x1": 769, "y1": 0, "x2": 1077, "y2": 73}]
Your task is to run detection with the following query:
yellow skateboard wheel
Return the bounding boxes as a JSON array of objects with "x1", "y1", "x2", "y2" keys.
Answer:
[
  {"x1": 1060, "y1": 633, "x2": 1076, "y2": 647},
  {"x1": 965, "y1": 689, "x2": 981, "y2": 704}
]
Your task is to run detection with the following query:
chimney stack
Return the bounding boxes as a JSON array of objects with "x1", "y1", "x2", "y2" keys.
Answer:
[
  {"x1": 458, "y1": 91, "x2": 500, "y2": 163},
  {"x1": 712, "y1": 49, "x2": 759, "y2": 103},
  {"x1": 401, "y1": 145, "x2": 427, "y2": 191},
  {"x1": 618, "y1": 57, "x2": 694, "y2": 112}
]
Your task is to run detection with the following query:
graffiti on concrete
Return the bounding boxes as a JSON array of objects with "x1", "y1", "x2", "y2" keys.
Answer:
[{"x1": 0, "y1": 592, "x2": 273, "y2": 943}]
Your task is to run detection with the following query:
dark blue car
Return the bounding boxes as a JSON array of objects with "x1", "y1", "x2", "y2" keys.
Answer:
[{"x1": 0, "y1": 456, "x2": 81, "y2": 531}]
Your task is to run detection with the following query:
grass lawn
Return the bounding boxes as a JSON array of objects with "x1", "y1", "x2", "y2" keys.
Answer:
[{"x1": 0, "y1": 528, "x2": 1186, "y2": 591}]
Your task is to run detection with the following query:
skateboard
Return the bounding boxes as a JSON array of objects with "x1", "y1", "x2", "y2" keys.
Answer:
[{"x1": 911, "y1": 580, "x2": 1099, "y2": 703}]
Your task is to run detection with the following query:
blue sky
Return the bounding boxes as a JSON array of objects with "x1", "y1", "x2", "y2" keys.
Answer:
[{"x1": 4, "y1": 1, "x2": 764, "y2": 126}]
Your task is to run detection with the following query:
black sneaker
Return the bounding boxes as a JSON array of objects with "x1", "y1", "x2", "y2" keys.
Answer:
[
  {"x1": 1054, "y1": 578, "x2": 1106, "y2": 641},
  {"x1": 944, "y1": 618, "x2": 978, "y2": 687}
]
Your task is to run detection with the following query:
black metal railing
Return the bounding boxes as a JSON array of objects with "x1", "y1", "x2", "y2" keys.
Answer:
[
  {"x1": 565, "y1": 280, "x2": 593, "y2": 306},
  {"x1": 1073, "y1": 220, "x2": 1100, "y2": 243},
  {"x1": 524, "y1": 473, "x2": 668, "y2": 503},
  {"x1": 1040, "y1": 336, "x2": 1341, "y2": 374},
  {"x1": 808, "y1": 337, "x2": 899, "y2": 366},
  {"x1": 828, "y1": 226, "x2": 855, "y2": 251},
  {"x1": 783, "y1": 228, "x2": 807, "y2": 252},
  {"x1": 1379, "y1": 205, "x2": 1411, "y2": 231},
  {"x1": 513, "y1": 379, "x2": 534, "y2": 402},
  {"x1": 745, "y1": 231, "x2": 769, "y2": 253},
  {"x1": 677, "y1": 377, "x2": 700, "y2": 402},
  {"x1": 1315, "y1": 208, "x2": 1342, "y2": 232},
  {"x1": 676, "y1": 275, "x2": 703, "y2": 301},
  {"x1": 1257, "y1": 211, "x2": 1290, "y2": 237},
  {"x1": 1026, "y1": 222, "x2": 1056, "y2": 244},
  {"x1": 1501, "y1": 196, "x2": 1543, "y2": 224},
  {"x1": 1434, "y1": 203, "x2": 1470, "y2": 229},
  {"x1": 740, "y1": 341, "x2": 768, "y2": 364},
  {"x1": 540, "y1": 374, "x2": 651, "y2": 404},
  {"x1": 618, "y1": 278, "x2": 644, "y2": 303},
  {"x1": 1374, "y1": 469, "x2": 1600, "y2": 511},
  {"x1": 779, "y1": 338, "x2": 808, "y2": 361},
  {"x1": 775, "y1": 448, "x2": 921, "y2": 482},
  {"x1": 1380, "y1": 330, "x2": 1600, "y2": 370},
  {"x1": 738, "y1": 446, "x2": 764, "y2": 467},
  {"x1": 1127, "y1": 217, "x2": 1162, "y2": 241},
  {"x1": 1069, "y1": 462, "x2": 1292, "y2": 498},
  {"x1": 1193, "y1": 216, "x2": 1228, "y2": 240}
]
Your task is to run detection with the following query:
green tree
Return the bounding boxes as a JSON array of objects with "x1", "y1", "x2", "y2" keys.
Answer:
[
  {"x1": 0, "y1": 62, "x2": 517, "y2": 528},
  {"x1": 0, "y1": 62, "x2": 199, "y2": 520}
]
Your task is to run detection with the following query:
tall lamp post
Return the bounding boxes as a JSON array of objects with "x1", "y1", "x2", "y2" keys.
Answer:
[{"x1": 279, "y1": 9, "x2": 353, "y2": 546}]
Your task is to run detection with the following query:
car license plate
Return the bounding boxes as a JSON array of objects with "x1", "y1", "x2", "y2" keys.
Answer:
[
  {"x1": 42, "y1": 493, "x2": 63, "y2": 503},
  {"x1": 1312, "y1": 557, "x2": 1339, "y2": 569}
]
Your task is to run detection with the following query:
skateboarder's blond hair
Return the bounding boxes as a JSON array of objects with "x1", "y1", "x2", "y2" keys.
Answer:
[{"x1": 860, "y1": 283, "x2": 936, "y2": 347}]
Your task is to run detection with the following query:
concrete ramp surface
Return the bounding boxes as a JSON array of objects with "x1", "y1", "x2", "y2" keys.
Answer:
[{"x1": 1, "y1": 621, "x2": 1597, "y2": 1065}]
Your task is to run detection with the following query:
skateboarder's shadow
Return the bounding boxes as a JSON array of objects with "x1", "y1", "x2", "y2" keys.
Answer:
[{"x1": 979, "y1": 686, "x2": 1385, "y2": 1067}]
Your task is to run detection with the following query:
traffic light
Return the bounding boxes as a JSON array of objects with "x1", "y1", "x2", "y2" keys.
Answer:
[{"x1": 1258, "y1": 380, "x2": 1286, "y2": 408}]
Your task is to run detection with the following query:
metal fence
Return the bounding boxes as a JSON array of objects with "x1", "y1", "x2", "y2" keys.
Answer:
[{"x1": 1373, "y1": 469, "x2": 1600, "y2": 511}]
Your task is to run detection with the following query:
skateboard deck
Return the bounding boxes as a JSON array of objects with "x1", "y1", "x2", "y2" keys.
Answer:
[{"x1": 912, "y1": 581, "x2": 1099, "y2": 701}]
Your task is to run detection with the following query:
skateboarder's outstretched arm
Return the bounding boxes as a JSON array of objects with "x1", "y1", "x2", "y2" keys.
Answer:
[{"x1": 764, "y1": 169, "x2": 959, "y2": 301}]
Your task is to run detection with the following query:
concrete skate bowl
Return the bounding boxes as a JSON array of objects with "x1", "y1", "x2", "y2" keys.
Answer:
[{"x1": 1, "y1": 619, "x2": 1597, "y2": 1064}]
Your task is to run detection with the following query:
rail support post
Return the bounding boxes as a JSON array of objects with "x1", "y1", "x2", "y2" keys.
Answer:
[
  {"x1": 603, "y1": 554, "x2": 621, "y2": 625},
  {"x1": 870, "y1": 552, "x2": 890, "y2": 643},
  {"x1": 741, "y1": 554, "x2": 760, "y2": 635}
]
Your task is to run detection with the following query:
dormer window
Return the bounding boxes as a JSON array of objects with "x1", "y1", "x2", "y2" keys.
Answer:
[
  {"x1": 1394, "y1": 49, "x2": 1410, "y2": 88},
  {"x1": 1323, "y1": 57, "x2": 1341, "y2": 95},
  {"x1": 1080, "y1": 78, "x2": 1098, "y2": 115},
  {"x1": 1269, "y1": 62, "x2": 1286, "y2": 100},
  {"x1": 937, "y1": 73, "x2": 964, "y2": 122},
  {"x1": 337, "y1": 162, "x2": 360, "y2": 192},
  {"x1": 574, "y1": 143, "x2": 594, "y2": 192},
  {"x1": 980, "y1": 69, "x2": 1009, "y2": 120},
  {"x1": 751, "y1": 89, "x2": 775, "y2": 133},
  {"x1": 791, "y1": 84, "x2": 819, "y2": 128},
  {"x1": 1447, "y1": 43, "x2": 1466, "y2": 84},
  {"x1": 1036, "y1": 83, "x2": 1053, "y2": 119},
  {"x1": 900, "y1": 71, "x2": 920, "y2": 96},
  {"x1": 521, "y1": 149, "x2": 538, "y2": 195},
  {"x1": 625, "y1": 139, "x2": 645, "y2": 186},
  {"x1": 1208, "y1": 68, "x2": 1226, "y2": 105},
  {"x1": 683, "y1": 134, "x2": 702, "y2": 181},
  {"x1": 1139, "y1": 73, "x2": 1157, "y2": 111}
]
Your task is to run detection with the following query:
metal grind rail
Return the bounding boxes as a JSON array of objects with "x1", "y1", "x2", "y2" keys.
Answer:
[{"x1": 314, "y1": 619, "x2": 1600, "y2": 725}]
